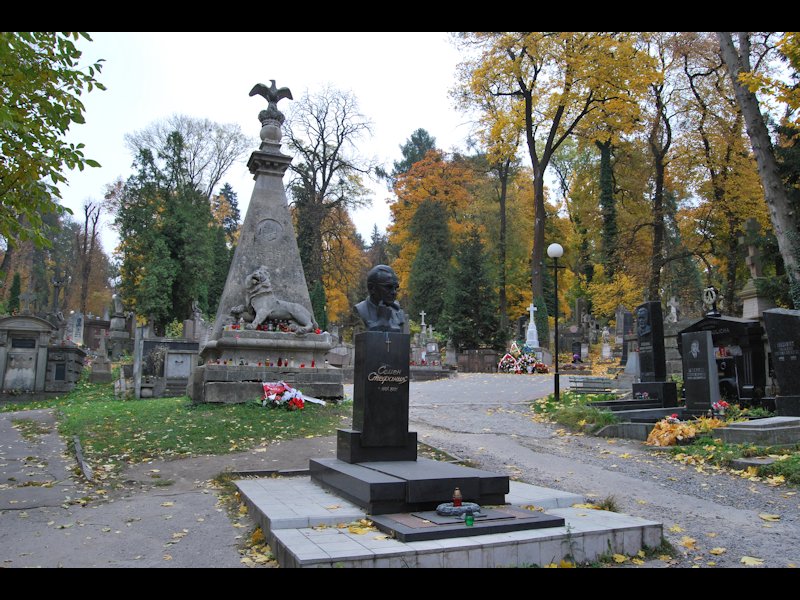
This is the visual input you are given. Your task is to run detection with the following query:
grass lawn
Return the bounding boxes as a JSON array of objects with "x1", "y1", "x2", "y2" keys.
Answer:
[{"x1": 1, "y1": 377, "x2": 352, "y2": 470}]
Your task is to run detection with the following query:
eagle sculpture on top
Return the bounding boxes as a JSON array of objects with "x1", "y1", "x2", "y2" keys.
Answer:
[{"x1": 250, "y1": 80, "x2": 293, "y2": 124}]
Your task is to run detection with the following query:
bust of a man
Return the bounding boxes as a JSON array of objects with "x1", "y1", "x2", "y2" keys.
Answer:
[{"x1": 354, "y1": 265, "x2": 406, "y2": 332}]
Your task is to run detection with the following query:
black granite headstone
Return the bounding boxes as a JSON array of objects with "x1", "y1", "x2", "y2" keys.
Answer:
[
  {"x1": 337, "y1": 331, "x2": 417, "y2": 462},
  {"x1": 763, "y1": 308, "x2": 800, "y2": 416},
  {"x1": 682, "y1": 330, "x2": 720, "y2": 414},
  {"x1": 635, "y1": 301, "x2": 666, "y2": 382}
]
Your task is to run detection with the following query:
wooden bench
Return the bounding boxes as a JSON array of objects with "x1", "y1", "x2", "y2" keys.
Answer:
[{"x1": 568, "y1": 376, "x2": 616, "y2": 394}]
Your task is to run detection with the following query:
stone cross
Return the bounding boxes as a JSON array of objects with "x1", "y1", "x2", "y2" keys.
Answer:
[
  {"x1": 526, "y1": 303, "x2": 539, "y2": 347},
  {"x1": 428, "y1": 325, "x2": 434, "y2": 338},
  {"x1": 419, "y1": 310, "x2": 426, "y2": 328},
  {"x1": 738, "y1": 218, "x2": 763, "y2": 279},
  {"x1": 666, "y1": 296, "x2": 680, "y2": 323},
  {"x1": 19, "y1": 291, "x2": 35, "y2": 314}
]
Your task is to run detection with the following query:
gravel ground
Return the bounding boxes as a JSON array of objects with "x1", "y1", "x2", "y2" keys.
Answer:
[{"x1": 403, "y1": 374, "x2": 800, "y2": 569}]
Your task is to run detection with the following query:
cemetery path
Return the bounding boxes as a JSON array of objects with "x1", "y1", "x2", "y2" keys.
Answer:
[
  {"x1": 405, "y1": 374, "x2": 800, "y2": 569},
  {"x1": 2, "y1": 374, "x2": 798, "y2": 568}
]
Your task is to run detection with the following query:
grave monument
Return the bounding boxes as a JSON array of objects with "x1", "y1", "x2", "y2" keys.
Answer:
[
  {"x1": 188, "y1": 80, "x2": 341, "y2": 403},
  {"x1": 763, "y1": 308, "x2": 800, "y2": 416},
  {"x1": 310, "y1": 266, "x2": 562, "y2": 541},
  {"x1": 631, "y1": 301, "x2": 677, "y2": 407},
  {"x1": 681, "y1": 330, "x2": 721, "y2": 415}
]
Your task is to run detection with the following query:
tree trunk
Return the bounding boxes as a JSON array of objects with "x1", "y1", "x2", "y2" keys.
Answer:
[
  {"x1": 531, "y1": 173, "x2": 546, "y2": 299},
  {"x1": 596, "y1": 139, "x2": 617, "y2": 277},
  {"x1": 79, "y1": 204, "x2": 99, "y2": 315},
  {"x1": 497, "y1": 159, "x2": 509, "y2": 335},
  {"x1": 723, "y1": 218, "x2": 739, "y2": 310},
  {"x1": 718, "y1": 32, "x2": 800, "y2": 308},
  {"x1": 649, "y1": 157, "x2": 666, "y2": 301}
]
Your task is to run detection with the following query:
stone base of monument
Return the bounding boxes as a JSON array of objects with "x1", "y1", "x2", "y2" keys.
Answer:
[
  {"x1": 309, "y1": 457, "x2": 509, "y2": 515},
  {"x1": 336, "y1": 429, "x2": 418, "y2": 462},
  {"x1": 632, "y1": 382, "x2": 678, "y2": 408},
  {"x1": 189, "y1": 327, "x2": 343, "y2": 403},
  {"x1": 776, "y1": 396, "x2": 800, "y2": 417},
  {"x1": 713, "y1": 416, "x2": 800, "y2": 446},
  {"x1": 188, "y1": 364, "x2": 343, "y2": 403},
  {"x1": 235, "y1": 475, "x2": 662, "y2": 568}
]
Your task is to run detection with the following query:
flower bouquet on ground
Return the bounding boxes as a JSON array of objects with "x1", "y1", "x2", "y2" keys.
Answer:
[
  {"x1": 497, "y1": 353, "x2": 521, "y2": 374},
  {"x1": 260, "y1": 381, "x2": 328, "y2": 410}
]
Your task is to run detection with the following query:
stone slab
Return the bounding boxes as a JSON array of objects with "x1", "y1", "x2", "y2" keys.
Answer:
[
  {"x1": 370, "y1": 506, "x2": 565, "y2": 542},
  {"x1": 713, "y1": 417, "x2": 800, "y2": 446},
  {"x1": 308, "y1": 457, "x2": 508, "y2": 514}
]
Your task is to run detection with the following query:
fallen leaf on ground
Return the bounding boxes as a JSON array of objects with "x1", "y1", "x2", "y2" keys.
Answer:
[
  {"x1": 325, "y1": 504, "x2": 341, "y2": 510},
  {"x1": 636, "y1": 499, "x2": 647, "y2": 505},
  {"x1": 619, "y1": 453, "x2": 632, "y2": 459},
  {"x1": 707, "y1": 561, "x2": 717, "y2": 566},
  {"x1": 668, "y1": 524, "x2": 684, "y2": 533},
  {"x1": 160, "y1": 502, "x2": 174, "y2": 507},
  {"x1": 741, "y1": 556, "x2": 764, "y2": 566},
  {"x1": 612, "y1": 554, "x2": 627, "y2": 563},
  {"x1": 706, "y1": 532, "x2": 718, "y2": 538},
  {"x1": 522, "y1": 504, "x2": 544, "y2": 512},
  {"x1": 658, "y1": 555, "x2": 672, "y2": 562},
  {"x1": 759, "y1": 513, "x2": 780, "y2": 522},
  {"x1": 680, "y1": 536, "x2": 697, "y2": 550},
  {"x1": 710, "y1": 547, "x2": 726, "y2": 555},
  {"x1": 163, "y1": 554, "x2": 173, "y2": 561},
  {"x1": 631, "y1": 558, "x2": 645, "y2": 565},
  {"x1": 571, "y1": 503, "x2": 600, "y2": 509}
]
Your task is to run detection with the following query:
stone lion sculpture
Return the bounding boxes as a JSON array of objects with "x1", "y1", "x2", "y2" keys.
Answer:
[{"x1": 230, "y1": 265, "x2": 318, "y2": 335}]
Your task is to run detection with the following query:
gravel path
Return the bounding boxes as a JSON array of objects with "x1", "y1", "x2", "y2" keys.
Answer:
[{"x1": 404, "y1": 373, "x2": 800, "y2": 569}]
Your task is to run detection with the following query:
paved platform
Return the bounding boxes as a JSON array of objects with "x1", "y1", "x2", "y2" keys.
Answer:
[{"x1": 235, "y1": 475, "x2": 662, "y2": 568}]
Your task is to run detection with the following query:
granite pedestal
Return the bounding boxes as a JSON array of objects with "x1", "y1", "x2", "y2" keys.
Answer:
[{"x1": 311, "y1": 331, "x2": 511, "y2": 515}]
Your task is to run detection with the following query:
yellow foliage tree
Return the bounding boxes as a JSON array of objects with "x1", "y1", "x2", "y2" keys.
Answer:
[
  {"x1": 586, "y1": 265, "x2": 644, "y2": 320},
  {"x1": 320, "y1": 206, "x2": 367, "y2": 323},
  {"x1": 387, "y1": 150, "x2": 475, "y2": 302},
  {"x1": 454, "y1": 32, "x2": 655, "y2": 300}
]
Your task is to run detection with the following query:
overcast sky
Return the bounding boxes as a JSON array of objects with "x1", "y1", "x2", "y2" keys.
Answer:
[{"x1": 61, "y1": 32, "x2": 475, "y2": 255}]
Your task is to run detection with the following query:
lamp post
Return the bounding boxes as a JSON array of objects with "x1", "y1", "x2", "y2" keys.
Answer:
[{"x1": 547, "y1": 243, "x2": 564, "y2": 403}]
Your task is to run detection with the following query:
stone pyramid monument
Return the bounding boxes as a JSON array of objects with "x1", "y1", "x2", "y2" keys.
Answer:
[{"x1": 188, "y1": 81, "x2": 342, "y2": 403}]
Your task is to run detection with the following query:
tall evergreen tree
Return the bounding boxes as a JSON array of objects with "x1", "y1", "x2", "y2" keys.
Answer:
[
  {"x1": 442, "y1": 228, "x2": 500, "y2": 350},
  {"x1": 7, "y1": 272, "x2": 20, "y2": 313},
  {"x1": 310, "y1": 280, "x2": 328, "y2": 332},
  {"x1": 110, "y1": 133, "x2": 216, "y2": 329},
  {"x1": 392, "y1": 129, "x2": 437, "y2": 177},
  {"x1": 407, "y1": 199, "x2": 451, "y2": 325}
]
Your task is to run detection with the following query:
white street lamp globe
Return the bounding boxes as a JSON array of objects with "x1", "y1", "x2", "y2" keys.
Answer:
[{"x1": 547, "y1": 243, "x2": 564, "y2": 259}]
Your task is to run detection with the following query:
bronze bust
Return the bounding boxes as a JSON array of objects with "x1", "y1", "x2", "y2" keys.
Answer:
[{"x1": 354, "y1": 265, "x2": 406, "y2": 332}]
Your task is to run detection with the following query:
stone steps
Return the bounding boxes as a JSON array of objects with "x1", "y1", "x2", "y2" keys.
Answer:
[{"x1": 235, "y1": 476, "x2": 662, "y2": 568}]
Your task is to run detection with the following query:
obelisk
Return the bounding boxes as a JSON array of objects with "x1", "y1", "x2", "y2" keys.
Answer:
[{"x1": 189, "y1": 81, "x2": 341, "y2": 403}]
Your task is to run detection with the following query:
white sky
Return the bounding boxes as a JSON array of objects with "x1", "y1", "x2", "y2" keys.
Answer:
[{"x1": 60, "y1": 32, "x2": 475, "y2": 255}]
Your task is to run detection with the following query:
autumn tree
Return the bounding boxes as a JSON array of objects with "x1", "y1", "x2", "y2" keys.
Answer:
[
  {"x1": 676, "y1": 32, "x2": 768, "y2": 310},
  {"x1": 285, "y1": 87, "x2": 375, "y2": 290},
  {"x1": 125, "y1": 115, "x2": 252, "y2": 201},
  {"x1": 388, "y1": 150, "x2": 475, "y2": 308},
  {"x1": 718, "y1": 32, "x2": 800, "y2": 308},
  {"x1": 0, "y1": 32, "x2": 105, "y2": 250},
  {"x1": 319, "y1": 206, "x2": 367, "y2": 325},
  {"x1": 454, "y1": 32, "x2": 653, "y2": 301}
]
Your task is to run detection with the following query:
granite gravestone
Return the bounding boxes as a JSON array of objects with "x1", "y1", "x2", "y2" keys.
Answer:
[
  {"x1": 636, "y1": 301, "x2": 666, "y2": 381},
  {"x1": 682, "y1": 330, "x2": 720, "y2": 414},
  {"x1": 763, "y1": 308, "x2": 800, "y2": 416},
  {"x1": 632, "y1": 301, "x2": 677, "y2": 407}
]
